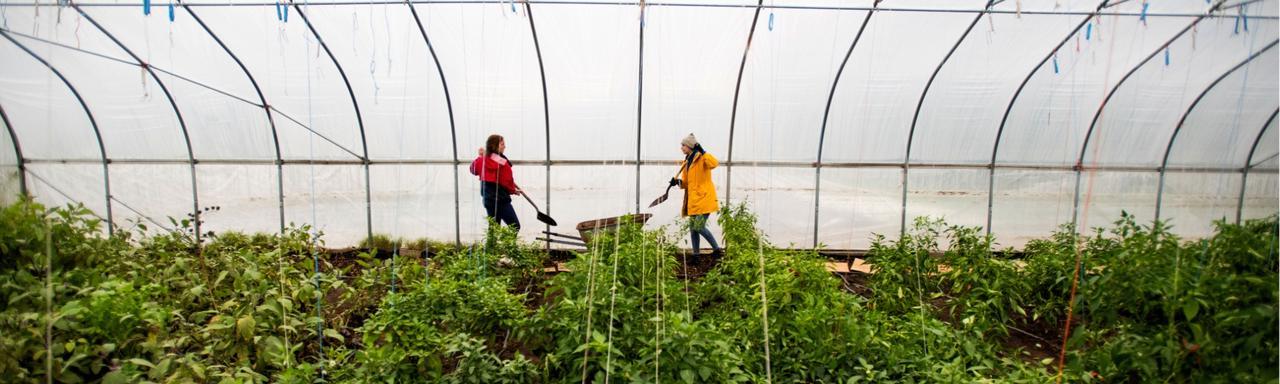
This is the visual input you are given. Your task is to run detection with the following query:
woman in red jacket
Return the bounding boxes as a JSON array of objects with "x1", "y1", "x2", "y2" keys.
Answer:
[{"x1": 470, "y1": 134, "x2": 523, "y2": 230}]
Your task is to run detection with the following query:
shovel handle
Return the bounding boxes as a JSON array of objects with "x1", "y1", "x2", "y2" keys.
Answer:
[{"x1": 520, "y1": 192, "x2": 542, "y2": 212}]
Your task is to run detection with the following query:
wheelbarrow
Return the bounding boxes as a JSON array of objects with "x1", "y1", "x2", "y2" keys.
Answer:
[{"x1": 536, "y1": 213, "x2": 653, "y2": 248}]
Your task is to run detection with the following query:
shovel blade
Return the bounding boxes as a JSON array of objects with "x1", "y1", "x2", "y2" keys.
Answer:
[
  {"x1": 647, "y1": 193, "x2": 669, "y2": 208},
  {"x1": 537, "y1": 212, "x2": 558, "y2": 226}
]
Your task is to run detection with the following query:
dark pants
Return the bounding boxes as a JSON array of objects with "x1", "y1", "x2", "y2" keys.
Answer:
[
  {"x1": 690, "y1": 214, "x2": 719, "y2": 255},
  {"x1": 484, "y1": 199, "x2": 521, "y2": 231}
]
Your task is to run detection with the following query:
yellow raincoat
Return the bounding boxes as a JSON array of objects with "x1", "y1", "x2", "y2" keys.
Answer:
[{"x1": 679, "y1": 152, "x2": 719, "y2": 216}]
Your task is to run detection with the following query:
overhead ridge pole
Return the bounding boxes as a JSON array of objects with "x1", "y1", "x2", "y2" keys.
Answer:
[
  {"x1": 1069, "y1": 0, "x2": 1226, "y2": 231},
  {"x1": 74, "y1": 5, "x2": 203, "y2": 245},
  {"x1": 0, "y1": 30, "x2": 114, "y2": 236},
  {"x1": 985, "y1": 0, "x2": 1109, "y2": 235},
  {"x1": 293, "y1": 2, "x2": 374, "y2": 243},
  {"x1": 1237, "y1": 109, "x2": 1278, "y2": 224},
  {"x1": 522, "y1": 1, "x2": 552, "y2": 251},
  {"x1": 1156, "y1": 39, "x2": 1278, "y2": 221},
  {"x1": 900, "y1": 0, "x2": 994, "y2": 241},
  {"x1": 0, "y1": 103, "x2": 28, "y2": 197},
  {"x1": 813, "y1": 0, "x2": 880, "y2": 247},
  {"x1": 183, "y1": 4, "x2": 288, "y2": 234},
  {"x1": 406, "y1": 1, "x2": 462, "y2": 246},
  {"x1": 724, "y1": 0, "x2": 764, "y2": 205}
]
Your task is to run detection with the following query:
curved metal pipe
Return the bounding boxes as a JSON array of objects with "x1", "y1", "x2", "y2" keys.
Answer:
[
  {"x1": 293, "y1": 3, "x2": 374, "y2": 242},
  {"x1": 899, "y1": 0, "x2": 993, "y2": 240},
  {"x1": 0, "y1": 30, "x2": 114, "y2": 235},
  {"x1": 74, "y1": 5, "x2": 203, "y2": 244},
  {"x1": 812, "y1": 0, "x2": 879, "y2": 246},
  {"x1": 406, "y1": 1, "x2": 462, "y2": 246},
  {"x1": 1069, "y1": 2, "x2": 1224, "y2": 231},
  {"x1": 723, "y1": 0, "x2": 764, "y2": 204},
  {"x1": 0, "y1": 103, "x2": 27, "y2": 197},
  {"x1": 523, "y1": 2, "x2": 553, "y2": 249},
  {"x1": 183, "y1": 5, "x2": 288, "y2": 233},
  {"x1": 1155, "y1": 39, "x2": 1278, "y2": 221},
  {"x1": 985, "y1": 0, "x2": 1107, "y2": 233},
  {"x1": 1237, "y1": 108, "x2": 1278, "y2": 223}
]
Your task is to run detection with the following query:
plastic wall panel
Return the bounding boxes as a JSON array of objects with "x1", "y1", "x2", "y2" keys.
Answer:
[
  {"x1": 76, "y1": 7, "x2": 262, "y2": 105},
  {"x1": 193, "y1": 6, "x2": 364, "y2": 160},
  {"x1": 0, "y1": 40, "x2": 111, "y2": 160},
  {"x1": 2, "y1": 6, "x2": 134, "y2": 62},
  {"x1": 905, "y1": 168, "x2": 988, "y2": 232},
  {"x1": 195, "y1": 164, "x2": 282, "y2": 237},
  {"x1": 300, "y1": 4, "x2": 455, "y2": 161},
  {"x1": 0, "y1": 43, "x2": 103, "y2": 160},
  {"x1": 815, "y1": 167, "x2": 901, "y2": 249},
  {"x1": 3, "y1": 34, "x2": 188, "y2": 160},
  {"x1": 108, "y1": 164, "x2": 193, "y2": 236},
  {"x1": 911, "y1": 12, "x2": 1087, "y2": 164},
  {"x1": 823, "y1": 8, "x2": 982, "y2": 163},
  {"x1": 369, "y1": 164, "x2": 457, "y2": 243},
  {"x1": 731, "y1": 6, "x2": 868, "y2": 162},
  {"x1": 729, "y1": 167, "x2": 813, "y2": 247},
  {"x1": 417, "y1": 4, "x2": 546, "y2": 163},
  {"x1": 535, "y1": 5, "x2": 638, "y2": 161},
  {"x1": 991, "y1": 170, "x2": 1076, "y2": 248},
  {"x1": 154, "y1": 72, "x2": 276, "y2": 160},
  {"x1": 639, "y1": 5, "x2": 754, "y2": 160},
  {"x1": 25, "y1": 163, "x2": 108, "y2": 222},
  {"x1": 1087, "y1": 18, "x2": 1277, "y2": 168},
  {"x1": 282, "y1": 164, "x2": 365, "y2": 247},
  {"x1": 1166, "y1": 48, "x2": 1279, "y2": 168},
  {"x1": 1076, "y1": 171, "x2": 1159, "y2": 231},
  {"x1": 1160, "y1": 172, "x2": 1241, "y2": 237},
  {"x1": 998, "y1": 15, "x2": 1190, "y2": 166}
]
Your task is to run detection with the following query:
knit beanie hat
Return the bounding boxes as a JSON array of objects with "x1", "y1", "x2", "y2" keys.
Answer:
[{"x1": 681, "y1": 133, "x2": 698, "y2": 149}]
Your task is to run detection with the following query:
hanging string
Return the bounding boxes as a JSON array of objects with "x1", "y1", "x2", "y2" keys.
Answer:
[
  {"x1": 653, "y1": 225, "x2": 662, "y2": 383},
  {"x1": 1052, "y1": 52, "x2": 1060, "y2": 74},
  {"x1": 303, "y1": 9, "x2": 327, "y2": 367},
  {"x1": 579, "y1": 218, "x2": 604, "y2": 384},
  {"x1": 603, "y1": 215, "x2": 624, "y2": 383},
  {"x1": 755, "y1": 229, "x2": 772, "y2": 383},
  {"x1": 43, "y1": 218, "x2": 52, "y2": 384}
]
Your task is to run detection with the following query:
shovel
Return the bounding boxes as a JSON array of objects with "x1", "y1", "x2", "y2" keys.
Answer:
[
  {"x1": 520, "y1": 193, "x2": 558, "y2": 226},
  {"x1": 647, "y1": 168, "x2": 684, "y2": 208}
]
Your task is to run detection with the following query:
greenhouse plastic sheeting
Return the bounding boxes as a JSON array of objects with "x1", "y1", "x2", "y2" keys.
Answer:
[{"x1": 0, "y1": 0, "x2": 1275, "y2": 248}]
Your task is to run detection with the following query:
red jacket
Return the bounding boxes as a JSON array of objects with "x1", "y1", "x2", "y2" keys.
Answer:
[{"x1": 470, "y1": 153, "x2": 519, "y2": 194}]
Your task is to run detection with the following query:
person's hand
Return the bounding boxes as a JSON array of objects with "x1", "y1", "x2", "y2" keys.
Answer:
[
  {"x1": 477, "y1": 147, "x2": 485, "y2": 157},
  {"x1": 514, "y1": 188, "x2": 524, "y2": 196},
  {"x1": 669, "y1": 178, "x2": 680, "y2": 187}
]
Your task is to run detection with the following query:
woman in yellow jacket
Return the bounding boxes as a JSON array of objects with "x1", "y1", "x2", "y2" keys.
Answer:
[{"x1": 669, "y1": 133, "x2": 722, "y2": 262}]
